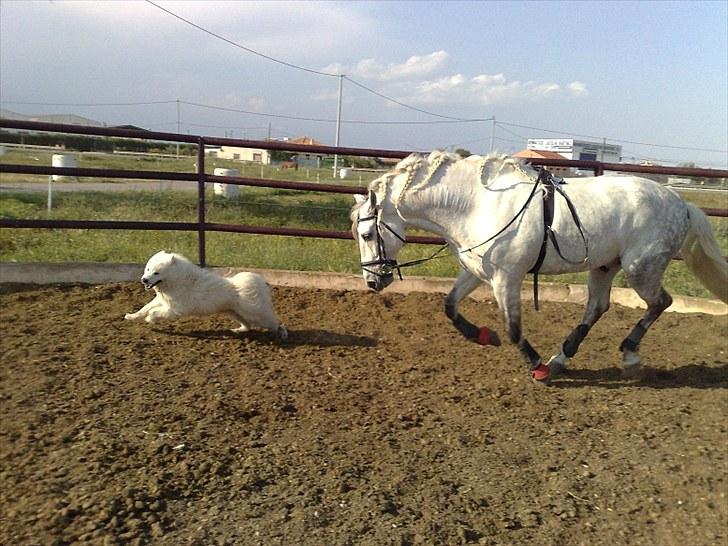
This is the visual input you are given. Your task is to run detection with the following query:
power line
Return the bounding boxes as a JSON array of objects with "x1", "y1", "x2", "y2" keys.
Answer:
[
  {"x1": 4, "y1": 98, "x2": 725, "y2": 161},
  {"x1": 191, "y1": 101, "x2": 488, "y2": 125},
  {"x1": 497, "y1": 120, "x2": 727, "y2": 154},
  {"x1": 343, "y1": 77, "x2": 490, "y2": 122},
  {"x1": 495, "y1": 122, "x2": 529, "y2": 142},
  {"x1": 2, "y1": 98, "x2": 484, "y2": 125},
  {"x1": 179, "y1": 100, "x2": 486, "y2": 125},
  {"x1": 144, "y1": 0, "x2": 338, "y2": 77},
  {"x1": 144, "y1": 0, "x2": 490, "y2": 123},
  {"x1": 1, "y1": 100, "x2": 176, "y2": 107}
]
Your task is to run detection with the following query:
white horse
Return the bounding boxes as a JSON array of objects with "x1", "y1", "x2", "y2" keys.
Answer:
[{"x1": 351, "y1": 151, "x2": 727, "y2": 382}]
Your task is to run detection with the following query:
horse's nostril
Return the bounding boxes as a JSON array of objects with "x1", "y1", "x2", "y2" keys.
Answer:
[{"x1": 367, "y1": 280, "x2": 378, "y2": 290}]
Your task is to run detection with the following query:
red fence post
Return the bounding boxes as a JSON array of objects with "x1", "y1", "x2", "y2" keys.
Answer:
[{"x1": 197, "y1": 137, "x2": 206, "y2": 267}]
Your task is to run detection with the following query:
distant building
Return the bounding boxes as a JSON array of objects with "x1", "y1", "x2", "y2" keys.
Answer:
[
  {"x1": 0, "y1": 109, "x2": 105, "y2": 127},
  {"x1": 527, "y1": 138, "x2": 622, "y2": 163},
  {"x1": 285, "y1": 136, "x2": 326, "y2": 168},
  {"x1": 216, "y1": 146, "x2": 271, "y2": 164},
  {"x1": 0, "y1": 109, "x2": 106, "y2": 128},
  {"x1": 512, "y1": 149, "x2": 571, "y2": 177}
]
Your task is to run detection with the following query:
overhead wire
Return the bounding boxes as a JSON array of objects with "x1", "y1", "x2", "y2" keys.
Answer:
[
  {"x1": 497, "y1": 120, "x2": 727, "y2": 154},
  {"x1": 143, "y1": 0, "x2": 489, "y2": 124},
  {"x1": 5, "y1": 1, "x2": 726, "y2": 161}
]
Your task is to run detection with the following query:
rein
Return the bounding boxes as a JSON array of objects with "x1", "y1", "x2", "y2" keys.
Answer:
[{"x1": 360, "y1": 167, "x2": 589, "y2": 303}]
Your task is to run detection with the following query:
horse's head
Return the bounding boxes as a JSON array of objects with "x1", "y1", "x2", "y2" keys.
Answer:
[{"x1": 351, "y1": 189, "x2": 406, "y2": 292}]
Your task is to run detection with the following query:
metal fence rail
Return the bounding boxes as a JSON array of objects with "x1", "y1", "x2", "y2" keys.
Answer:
[{"x1": 1, "y1": 119, "x2": 726, "y2": 267}]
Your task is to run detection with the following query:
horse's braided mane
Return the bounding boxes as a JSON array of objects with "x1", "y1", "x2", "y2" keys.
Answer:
[{"x1": 352, "y1": 151, "x2": 536, "y2": 227}]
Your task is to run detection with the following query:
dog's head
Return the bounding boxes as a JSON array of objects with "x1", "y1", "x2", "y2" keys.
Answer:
[{"x1": 141, "y1": 250, "x2": 177, "y2": 290}]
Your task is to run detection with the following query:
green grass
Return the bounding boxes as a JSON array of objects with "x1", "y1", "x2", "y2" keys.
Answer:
[
  {"x1": 1, "y1": 148, "x2": 727, "y2": 299},
  {"x1": 0, "y1": 147, "x2": 382, "y2": 186}
]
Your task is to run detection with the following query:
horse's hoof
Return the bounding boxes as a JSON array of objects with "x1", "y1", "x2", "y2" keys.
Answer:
[
  {"x1": 546, "y1": 355, "x2": 567, "y2": 376},
  {"x1": 530, "y1": 363, "x2": 551, "y2": 384},
  {"x1": 477, "y1": 326, "x2": 501, "y2": 346},
  {"x1": 622, "y1": 351, "x2": 641, "y2": 378}
]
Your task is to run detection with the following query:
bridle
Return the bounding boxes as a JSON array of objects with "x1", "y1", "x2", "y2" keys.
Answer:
[
  {"x1": 356, "y1": 167, "x2": 589, "y2": 306},
  {"x1": 357, "y1": 206, "x2": 451, "y2": 281},
  {"x1": 357, "y1": 209, "x2": 407, "y2": 280}
]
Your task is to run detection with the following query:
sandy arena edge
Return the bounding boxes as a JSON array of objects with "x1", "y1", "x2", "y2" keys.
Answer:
[{"x1": 1, "y1": 262, "x2": 726, "y2": 316}]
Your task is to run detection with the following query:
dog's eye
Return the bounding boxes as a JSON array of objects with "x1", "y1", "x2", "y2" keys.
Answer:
[{"x1": 152, "y1": 272, "x2": 159, "y2": 276}]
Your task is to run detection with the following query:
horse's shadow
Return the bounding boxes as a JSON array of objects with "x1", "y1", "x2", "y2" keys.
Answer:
[
  {"x1": 550, "y1": 362, "x2": 728, "y2": 390},
  {"x1": 152, "y1": 327, "x2": 377, "y2": 348}
]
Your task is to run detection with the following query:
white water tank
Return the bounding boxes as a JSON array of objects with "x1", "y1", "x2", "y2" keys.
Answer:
[
  {"x1": 212, "y1": 168, "x2": 240, "y2": 198},
  {"x1": 51, "y1": 154, "x2": 78, "y2": 182}
]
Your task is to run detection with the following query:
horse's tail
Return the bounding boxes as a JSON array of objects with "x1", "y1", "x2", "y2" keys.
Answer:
[{"x1": 680, "y1": 203, "x2": 728, "y2": 303}]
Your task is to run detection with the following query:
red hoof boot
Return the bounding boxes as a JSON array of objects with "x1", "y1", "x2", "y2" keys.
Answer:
[
  {"x1": 530, "y1": 363, "x2": 551, "y2": 383},
  {"x1": 477, "y1": 326, "x2": 491, "y2": 346}
]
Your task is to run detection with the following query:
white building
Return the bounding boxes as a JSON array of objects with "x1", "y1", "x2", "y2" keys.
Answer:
[
  {"x1": 527, "y1": 138, "x2": 622, "y2": 163},
  {"x1": 215, "y1": 146, "x2": 271, "y2": 164}
]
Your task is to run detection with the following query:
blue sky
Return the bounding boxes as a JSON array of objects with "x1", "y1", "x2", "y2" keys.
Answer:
[{"x1": 1, "y1": 0, "x2": 726, "y2": 167}]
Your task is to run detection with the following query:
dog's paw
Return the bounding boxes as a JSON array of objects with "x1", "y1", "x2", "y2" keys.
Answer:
[{"x1": 124, "y1": 313, "x2": 136, "y2": 320}]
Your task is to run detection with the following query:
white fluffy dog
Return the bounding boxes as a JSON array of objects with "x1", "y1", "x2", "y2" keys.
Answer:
[{"x1": 125, "y1": 251, "x2": 288, "y2": 340}]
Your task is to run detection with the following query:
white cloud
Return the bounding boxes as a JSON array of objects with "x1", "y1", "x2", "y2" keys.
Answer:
[
  {"x1": 381, "y1": 51, "x2": 449, "y2": 80},
  {"x1": 400, "y1": 73, "x2": 584, "y2": 106},
  {"x1": 325, "y1": 51, "x2": 449, "y2": 81},
  {"x1": 416, "y1": 74, "x2": 466, "y2": 95},
  {"x1": 331, "y1": 51, "x2": 588, "y2": 107},
  {"x1": 567, "y1": 81, "x2": 589, "y2": 96}
]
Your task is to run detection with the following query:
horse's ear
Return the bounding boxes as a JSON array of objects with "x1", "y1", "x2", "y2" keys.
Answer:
[
  {"x1": 367, "y1": 190, "x2": 377, "y2": 209},
  {"x1": 353, "y1": 194, "x2": 367, "y2": 205}
]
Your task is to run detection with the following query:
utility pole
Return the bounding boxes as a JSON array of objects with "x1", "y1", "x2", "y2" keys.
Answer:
[
  {"x1": 333, "y1": 75, "x2": 343, "y2": 179},
  {"x1": 176, "y1": 99, "x2": 180, "y2": 159}
]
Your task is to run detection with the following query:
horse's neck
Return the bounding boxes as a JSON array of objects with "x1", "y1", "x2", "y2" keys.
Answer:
[
  {"x1": 393, "y1": 163, "x2": 532, "y2": 244},
  {"x1": 393, "y1": 171, "x2": 478, "y2": 240}
]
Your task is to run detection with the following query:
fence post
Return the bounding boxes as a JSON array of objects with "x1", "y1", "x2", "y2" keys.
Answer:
[{"x1": 197, "y1": 137, "x2": 206, "y2": 267}]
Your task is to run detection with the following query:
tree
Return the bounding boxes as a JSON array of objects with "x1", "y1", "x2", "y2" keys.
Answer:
[{"x1": 454, "y1": 148, "x2": 471, "y2": 158}]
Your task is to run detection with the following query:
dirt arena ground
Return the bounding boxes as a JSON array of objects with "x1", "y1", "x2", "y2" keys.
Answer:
[{"x1": 0, "y1": 282, "x2": 726, "y2": 546}]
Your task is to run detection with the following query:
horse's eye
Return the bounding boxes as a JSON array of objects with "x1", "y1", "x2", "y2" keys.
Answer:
[{"x1": 361, "y1": 234, "x2": 372, "y2": 242}]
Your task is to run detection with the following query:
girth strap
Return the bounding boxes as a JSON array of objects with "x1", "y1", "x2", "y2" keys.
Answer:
[
  {"x1": 528, "y1": 182, "x2": 555, "y2": 311},
  {"x1": 528, "y1": 171, "x2": 588, "y2": 311}
]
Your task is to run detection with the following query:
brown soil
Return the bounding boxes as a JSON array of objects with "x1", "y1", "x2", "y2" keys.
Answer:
[{"x1": 1, "y1": 282, "x2": 726, "y2": 546}]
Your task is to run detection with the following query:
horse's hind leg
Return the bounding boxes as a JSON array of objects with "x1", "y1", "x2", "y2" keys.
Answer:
[
  {"x1": 547, "y1": 264, "x2": 620, "y2": 375},
  {"x1": 445, "y1": 269, "x2": 501, "y2": 346},
  {"x1": 619, "y1": 256, "x2": 673, "y2": 376}
]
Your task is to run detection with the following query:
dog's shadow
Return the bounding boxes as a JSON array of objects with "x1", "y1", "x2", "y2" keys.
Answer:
[{"x1": 153, "y1": 327, "x2": 377, "y2": 348}]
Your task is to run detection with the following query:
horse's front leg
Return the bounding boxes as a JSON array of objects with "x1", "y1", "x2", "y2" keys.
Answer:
[
  {"x1": 444, "y1": 269, "x2": 500, "y2": 346},
  {"x1": 491, "y1": 274, "x2": 550, "y2": 382}
]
